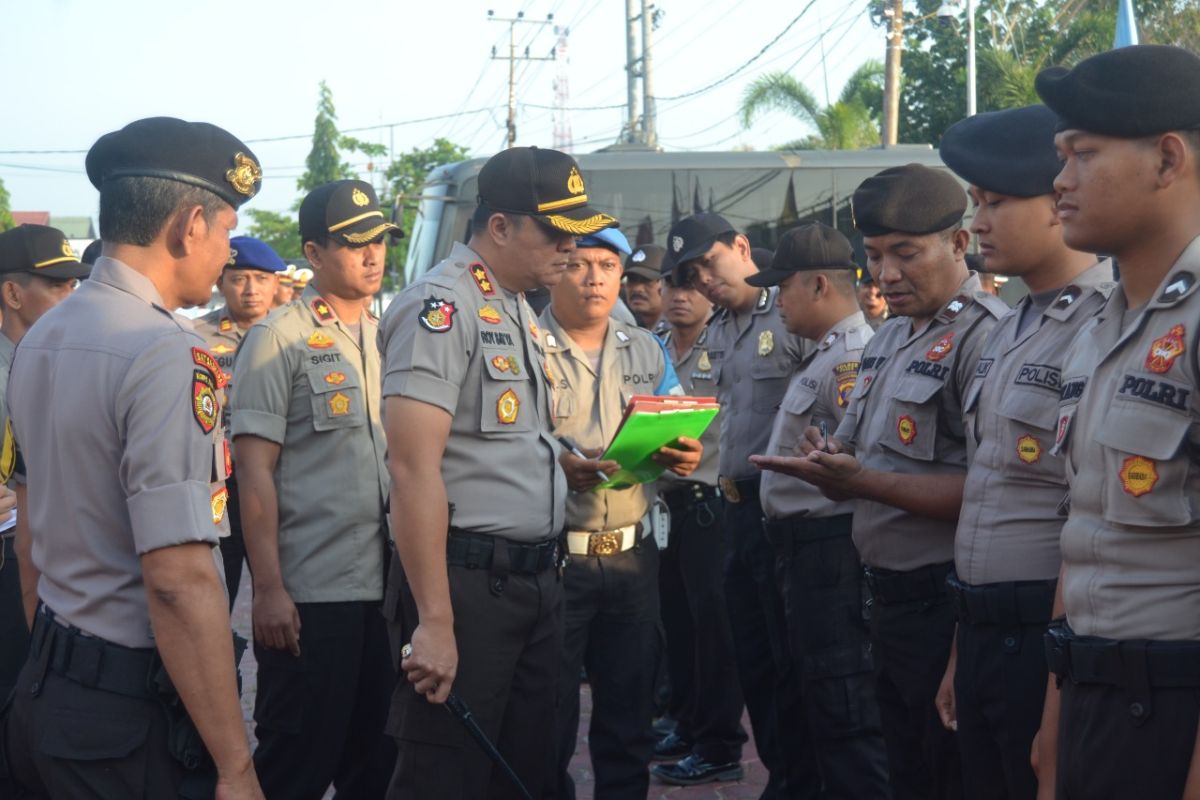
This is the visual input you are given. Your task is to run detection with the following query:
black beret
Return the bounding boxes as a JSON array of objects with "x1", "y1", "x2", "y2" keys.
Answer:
[
  {"x1": 478, "y1": 146, "x2": 616, "y2": 235},
  {"x1": 625, "y1": 244, "x2": 666, "y2": 280},
  {"x1": 300, "y1": 180, "x2": 402, "y2": 247},
  {"x1": 1036, "y1": 45, "x2": 1200, "y2": 138},
  {"x1": 940, "y1": 105, "x2": 1062, "y2": 197},
  {"x1": 0, "y1": 225, "x2": 90, "y2": 280},
  {"x1": 86, "y1": 117, "x2": 261, "y2": 208},
  {"x1": 747, "y1": 222, "x2": 856, "y2": 287},
  {"x1": 851, "y1": 164, "x2": 966, "y2": 236}
]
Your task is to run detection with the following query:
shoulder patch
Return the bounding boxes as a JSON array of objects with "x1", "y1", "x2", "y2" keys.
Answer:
[
  {"x1": 834, "y1": 361, "x2": 860, "y2": 407},
  {"x1": 192, "y1": 369, "x2": 218, "y2": 434},
  {"x1": 419, "y1": 297, "x2": 456, "y2": 333},
  {"x1": 191, "y1": 347, "x2": 229, "y2": 388}
]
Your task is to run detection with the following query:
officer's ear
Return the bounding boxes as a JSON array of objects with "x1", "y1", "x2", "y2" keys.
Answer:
[
  {"x1": 1155, "y1": 131, "x2": 1196, "y2": 189},
  {"x1": 487, "y1": 212, "x2": 519, "y2": 247},
  {"x1": 170, "y1": 204, "x2": 209, "y2": 255},
  {"x1": 949, "y1": 227, "x2": 971, "y2": 260},
  {"x1": 0, "y1": 279, "x2": 21, "y2": 311}
]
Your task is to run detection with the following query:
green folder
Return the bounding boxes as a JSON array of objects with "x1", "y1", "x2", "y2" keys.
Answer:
[{"x1": 595, "y1": 405, "x2": 719, "y2": 490}]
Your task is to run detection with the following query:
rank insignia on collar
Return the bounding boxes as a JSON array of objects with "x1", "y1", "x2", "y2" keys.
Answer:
[
  {"x1": 1146, "y1": 324, "x2": 1186, "y2": 374},
  {"x1": 927, "y1": 332, "x2": 955, "y2": 362},
  {"x1": 324, "y1": 371, "x2": 347, "y2": 385},
  {"x1": 1158, "y1": 272, "x2": 1195, "y2": 304},
  {"x1": 1016, "y1": 434, "x2": 1042, "y2": 464},
  {"x1": 821, "y1": 332, "x2": 837, "y2": 349},
  {"x1": 307, "y1": 330, "x2": 335, "y2": 349},
  {"x1": 211, "y1": 487, "x2": 229, "y2": 525},
  {"x1": 219, "y1": 318, "x2": 233, "y2": 332},
  {"x1": 529, "y1": 319, "x2": 540, "y2": 340},
  {"x1": 418, "y1": 297, "x2": 456, "y2": 333},
  {"x1": 1053, "y1": 287, "x2": 1080, "y2": 309},
  {"x1": 312, "y1": 299, "x2": 336, "y2": 323},
  {"x1": 545, "y1": 333, "x2": 558, "y2": 348},
  {"x1": 328, "y1": 391, "x2": 351, "y2": 417},
  {"x1": 616, "y1": 330, "x2": 630, "y2": 343},
  {"x1": 1120, "y1": 455, "x2": 1158, "y2": 497},
  {"x1": 697, "y1": 350, "x2": 712, "y2": 371},
  {"x1": 942, "y1": 295, "x2": 969, "y2": 320},
  {"x1": 497, "y1": 388, "x2": 519, "y2": 424},
  {"x1": 470, "y1": 263, "x2": 496, "y2": 297},
  {"x1": 192, "y1": 369, "x2": 218, "y2": 434},
  {"x1": 211, "y1": 343, "x2": 234, "y2": 354},
  {"x1": 896, "y1": 414, "x2": 917, "y2": 445},
  {"x1": 758, "y1": 330, "x2": 774, "y2": 356},
  {"x1": 756, "y1": 288, "x2": 770, "y2": 311}
]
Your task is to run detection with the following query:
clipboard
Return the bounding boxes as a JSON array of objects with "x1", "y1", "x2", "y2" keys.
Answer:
[{"x1": 594, "y1": 395, "x2": 719, "y2": 490}]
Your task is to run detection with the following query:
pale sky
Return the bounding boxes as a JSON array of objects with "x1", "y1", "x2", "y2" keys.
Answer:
[{"x1": 1, "y1": 0, "x2": 884, "y2": 230}]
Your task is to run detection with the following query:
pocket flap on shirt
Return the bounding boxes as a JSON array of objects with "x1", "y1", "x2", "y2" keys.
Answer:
[{"x1": 1095, "y1": 406, "x2": 1191, "y2": 461}]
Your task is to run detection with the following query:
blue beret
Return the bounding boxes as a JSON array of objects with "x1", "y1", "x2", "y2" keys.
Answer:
[
  {"x1": 227, "y1": 236, "x2": 286, "y2": 273},
  {"x1": 576, "y1": 227, "x2": 631, "y2": 255},
  {"x1": 940, "y1": 105, "x2": 1062, "y2": 197}
]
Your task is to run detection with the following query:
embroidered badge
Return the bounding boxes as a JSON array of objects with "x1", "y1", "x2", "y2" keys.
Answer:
[
  {"x1": 671, "y1": 235, "x2": 684, "y2": 254},
  {"x1": 529, "y1": 319, "x2": 540, "y2": 340},
  {"x1": 543, "y1": 359, "x2": 555, "y2": 384},
  {"x1": 491, "y1": 355, "x2": 511, "y2": 373},
  {"x1": 470, "y1": 263, "x2": 496, "y2": 297},
  {"x1": 312, "y1": 299, "x2": 336, "y2": 323},
  {"x1": 351, "y1": 187, "x2": 370, "y2": 207},
  {"x1": 1158, "y1": 273, "x2": 1195, "y2": 304},
  {"x1": 479, "y1": 305, "x2": 503, "y2": 325},
  {"x1": 758, "y1": 330, "x2": 774, "y2": 357},
  {"x1": 1055, "y1": 413, "x2": 1072, "y2": 448},
  {"x1": 418, "y1": 297, "x2": 456, "y2": 333},
  {"x1": 211, "y1": 487, "x2": 229, "y2": 525},
  {"x1": 1145, "y1": 324, "x2": 1186, "y2": 374},
  {"x1": 219, "y1": 318, "x2": 233, "y2": 332},
  {"x1": 834, "y1": 361, "x2": 860, "y2": 408},
  {"x1": 192, "y1": 346, "x2": 222, "y2": 378},
  {"x1": 328, "y1": 391, "x2": 351, "y2": 417},
  {"x1": 307, "y1": 330, "x2": 335, "y2": 349},
  {"x1": 566, "y1": 166, "x2": 586, "y2": 195},
  {"x1": 1119, "y1": 455, "x2": 1158, "y2": 497},
  {"x1": 0, "y1": 420, "x2": 15, "y2": 484},
  {"x1": 897, "y1": 415, "x2": 917, "y2": 445},
  {"x1": 192, "y1": 369, "x2": 218, "y2": 434},
  {"x1": 224, "y1": 439, "x2": 233, "y2": 477},
  {"x1": 927, "y1": 332, "x2": 955, "y2": 362},
  {"x1": 212, "y1": 343, "x2": 235, "y2": 355},
  {"x1": 324, "y1": 371, "x2": 347, "y2": 385},
  {"x1": 1016, "y1": 434, "x2": 1042, "y2": 464},
  {"x1": 697, "y1": 351, "x2": 712, "y2": 372},
  {"x1": 497, "y1": 389, "x2": 519, "y2": 424}
]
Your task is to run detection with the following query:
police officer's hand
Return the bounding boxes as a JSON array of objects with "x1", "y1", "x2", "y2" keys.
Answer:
[
  {"x1": 653, "y1": 436, "x2": 702, "y2": 477},
  {"x1": 404, "y1": 622, "x2": 457, "y2": 704},
  {"x1": 0, "y1": 484, "x2": 15, "y2": 517},
  {"x1": 252, "y1": 585, "x2": 301, "y2": 657},
  {"x1": 215, "y1": 767, "x2": 265, "y2": 800},
  {"x1": 935, "y1": 659, "x2": 957, "y2": 731},
  {"x1": 798, "y1": 425, "x2": 845, "y2": 456},
  {"x1": 560, "y1": 448, "x2": 620, "y2": 492}
]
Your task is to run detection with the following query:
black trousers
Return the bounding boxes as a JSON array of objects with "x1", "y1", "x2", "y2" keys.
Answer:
[
  {"x1": 253, "y1": 600, "x2": 396, "y2": 800},
  {"x1": 870, "y1": 585, "x2": 962, "y2": 800},
  {"x1": 658, "y1": 490, "x2": 746, "y2": 764},
  {"x1": 0, "y1": 534, "x2": 29, "y2": 702},
  {"x1": 557, "y1": 540, "x2": 660, "y2": 800},
  {"x1": 723, "y1": 496, "x2": 819, "y2": 799},
  {"x1": 220, "y1": 476, "x2": 246, "y2": 610},
  {"x1": 385, "y1": 548, "x2": 563, "y2": 800},
  {"x1": 955, "y1": 619, "x2": 1048, "y2": 800},
  {"x1": 773, "y1": 515, "x2": 890, "y2": 800}
]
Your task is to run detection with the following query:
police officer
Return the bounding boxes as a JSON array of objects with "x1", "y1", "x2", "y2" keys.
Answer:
[
  {"x1": 1031, "y1": 45, "x2": 1200, "y2": 797},
  {"x1": 273, "y1": 266, "x2": 296, "y2": 307},
  {"x1": 623, "y1": 243, "x2": 667, "y2": 332},
  {"x1": 541, "y1": 226, "x2": 700, "y2": 798},
  {"x1": 931, "y1": 105, "x2": 1113, "y2": 799},
  {"x1": 1, "y1": 116, "x2": 264, "y2": 799},
  {"x1": 669, "y1": 212, "x2": 816, "y2": 796},
  {"x1": 749, "y1": 222, "x2": 890, "y2": 799},
  {"x1": 194, "y1": 235, "x2": 286, "y2": 609},
  {"x1": 758, "y1": 165, "x2": 1008, "y2": 800},
  {"x1": 379, "y1": 146, "x2": 615, "y2": 799},
  {"x1": 231, "y1": 180, "x2": 396, "y2": 798},
  {"x1": 650, "y1": 252, "x2": 748, "y2": 786},
  {"x1": 0, "y1": 224, "x2": 85, "y2": 701},
  {"x1": 857, "y1": 271, "x2": 889, "y2": 330}
]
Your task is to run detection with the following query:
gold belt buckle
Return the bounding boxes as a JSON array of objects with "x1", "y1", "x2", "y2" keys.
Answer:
[
  {"x1": 587, "y1": 531, "x2": 623, "y2": 557},
  {"x1": 719, "y1": 476, "x2": 740, "y2": 504}
]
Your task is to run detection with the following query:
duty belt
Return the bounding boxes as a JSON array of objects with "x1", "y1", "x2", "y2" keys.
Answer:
[
  {"x1": 947, "y1": 574, "x2": 1056, "y2": 627},
  {"x1": 446, "y1": 529, "x2": 562, "y2": 574},
  {"x1": 30, "y1": 606, "x2": 161, "y2": 700},
  {"x1": 718, "y1": 475, "x2": 760, "y2": 505},
  {"x1": 660, "y1": 482, "x2": 721, "y2": 510},
  {"x1": 762, "y1": 513, "x2": 853, "y2": 549},
  {"x1": 864, "y1": 561, "x2": 954, "y2": 605},
  {"x1": 1045, "y1": 621, "x2": 1200, "y2": 690},
  {"x1": 566, "y1": 519, "x2": 648, "y2": 557}
]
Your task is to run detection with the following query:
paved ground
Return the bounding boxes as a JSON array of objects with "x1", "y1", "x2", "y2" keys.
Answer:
[{"x1": 231, "y1": 570, "x2": 766, "y2": 798}]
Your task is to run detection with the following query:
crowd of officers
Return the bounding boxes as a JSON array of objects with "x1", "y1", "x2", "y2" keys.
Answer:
[{"x1": 0, "y1": 41, "x2": 1199, "y2": 800}]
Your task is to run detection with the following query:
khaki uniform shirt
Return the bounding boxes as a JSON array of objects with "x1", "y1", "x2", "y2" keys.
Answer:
[
  {"x1": 379, "y1": 242, "x2": 565, "y2": 542},
  {"x1": 761, "y1": 311, "x2": 874, "y2": 521},
  {"x1": 230, "y1": 285, "x2": 387, "y2": 603},
  {"x1": 1057, "y1": 238, "x2": 1200, "y2": 640},
  {"x1": 193, "y1": 307, "x2": 244, "y2": 429},
  {"x1": 540, "y1": 310, "x2": 677, "y2": 531},
  {"x1": 0, "y1": 334, "x2": 15, "y2": 454},
  {"x1": 7, "y1": 257, "x2": 230, "y2": 648},
  {"x1": 708, "y1": 287, "x2": 812, "y2": 479},
  {"x1": 836, "y1": 273, "x2": 1008, "y2": 571},
  {"x1": 659, "y1": 325, "x2": 720, "y2": 487},
  {"x1": 956, "y1": 261, "x2": 1114, "y2": 585}
]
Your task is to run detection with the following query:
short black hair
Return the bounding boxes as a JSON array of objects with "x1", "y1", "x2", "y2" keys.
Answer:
[
  {"x1": 471, "y1": 201, "x2": 526, "y2": 235},
  {"x1": 99, "y1": 176, "x2": 228, "y2": 246}
]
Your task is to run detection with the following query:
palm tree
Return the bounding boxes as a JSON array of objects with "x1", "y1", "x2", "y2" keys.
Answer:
[{"x1": 740, "y1": 60, "x2": 885, "y2": 150}]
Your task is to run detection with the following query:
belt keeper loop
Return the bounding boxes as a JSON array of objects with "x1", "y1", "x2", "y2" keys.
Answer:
[
  {"x1": 489, "y1": 538, "x2": 510, "y2": 596},
  {"x1": 1121, "y1": 640, "x2": 1153, "y2": 726}
]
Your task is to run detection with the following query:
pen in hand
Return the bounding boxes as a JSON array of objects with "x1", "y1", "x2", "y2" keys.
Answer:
[
  {"x1": 819, "y1": 420, "x2": 832, "y2": 454},
  {"x1": 557, "y1": 436, "x2": 610, "y2": 483}
]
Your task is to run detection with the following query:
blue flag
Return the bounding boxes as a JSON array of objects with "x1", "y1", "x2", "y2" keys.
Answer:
[{"x1": 1114, "y1": 0, "x2": 1140, "y2": 48}]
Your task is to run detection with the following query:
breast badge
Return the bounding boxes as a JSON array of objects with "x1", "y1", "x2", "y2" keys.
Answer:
[
  {"x1": 1120, "y1": 455, "x2": 1158, "y2": 497},
  {"x1": 1145, "y1": 324, "x2": 1185, "y2": 374},
  {"x1": 497, "y1": 389, "x2": 520, "y2": 424},
  {"x1": 306, "y1": 330, "x2": 335, "y2": 350},
  {"x1": 896, "y1": 415, "x2": 917, "y2": 445},
  {"x1": 192, "y1": 369, "x2": 219, "y2": 434},
  {"x1": 479, "y1": 305, "x2": 503, "y2": 325},
  {"x1": 211, "y1": 487, "x2": 229, "y2": 525},
  {"x1": 757, "y1": 330, "x2": 774, "y2": 357},
  {"x1": 491, "y1": 355, "x2": 512, "y2": 373},
  {"x1": 470, "y1": 263, "x2": 496, "y2": 297},
  {"x1": 211, "y1": 343, "x2": 234, "y2": 354},
  {"x1": 418, "y1": 297, "x2": 456, "y2": 333},
  {"x1": 927, "y1": 332, "x2": 955, "y2": 362},
  {"x1": 698, "y1": 351, "x2": 712, "y2": 372},
  {"x1": 328, "y1": 391, "x2": 351, "y2": 417},
  {"x1": 1016, "y1": 434, "x2": 1042, "y2": 464}
]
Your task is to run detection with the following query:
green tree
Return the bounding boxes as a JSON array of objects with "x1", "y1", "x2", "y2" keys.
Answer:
[
  {"x1": 297, "y1": 81, "x2": 388, "y2": 199},
  {"x1": 245, "y1": 208, "x2": 302, "y2": 263},
  {"x1": 0, "y1": 177, "x2": 14, "y2": 232},
  {"x1": 740, "y1": 60, "x2": 885, "y2": 149}
]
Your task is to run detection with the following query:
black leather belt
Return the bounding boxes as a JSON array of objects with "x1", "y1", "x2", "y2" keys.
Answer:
[
  {"x1": 762, "y1": 513, "x2": 853, "y2": 548},
  {"x1": 864, "y1": 561, "x2": 954, "y2": 605},
  {"x1": 947, "y1": 574, "x2": 1056, "y2": 626},
  {"x1": 446, "y1": 529, "x2": 561, "y2": 574},
  {"x1": 718, "y1": 475, "x2": 760, "y2": 505},
  {"x1": 32, "y1": 606, "x2": 161, "y2": 700},
  {"x1": 1045, "y1": 622, "x2": 1200, "y2": 689},
  {"x1": 660, "y1": 482, "x2": 721, "y2": 510}
]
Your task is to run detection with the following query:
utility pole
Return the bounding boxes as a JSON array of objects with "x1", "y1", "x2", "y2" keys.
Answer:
[
  {"x1": 641, "y1": 0, "x2": 657, "y2": 148},
  {"x1": 489, "y1": 10, "x2": 554, "y2": 149},
  {"x1": 624, "y1": 0, "x2": 641, "y2": 144},
  {"x1": 881, "y1": 0, "x2": 904, "y2": 145}
]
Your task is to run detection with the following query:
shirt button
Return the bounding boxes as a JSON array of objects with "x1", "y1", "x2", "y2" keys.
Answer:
[{"x1": 1129, "y1": 702, "x2": 1145, "y2": 718}]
